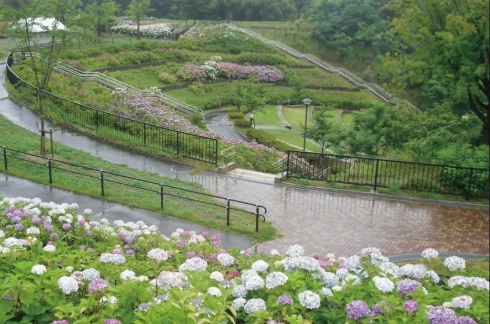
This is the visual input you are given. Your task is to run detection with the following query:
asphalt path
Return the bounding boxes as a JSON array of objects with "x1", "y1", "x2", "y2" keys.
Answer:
[{"x1": 204, "y1": 110, "x2": 248, "y2": 142}]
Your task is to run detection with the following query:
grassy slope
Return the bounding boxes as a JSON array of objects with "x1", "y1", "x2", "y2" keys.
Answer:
[{"x1": 0, "y1": 114, "x2": 277, "y2": 242}]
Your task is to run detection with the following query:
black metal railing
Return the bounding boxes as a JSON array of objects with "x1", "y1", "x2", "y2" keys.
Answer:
[
  {"x1": 5, "y1": 52, "x2": 218, "y2": 165},
  {"x1": 286, "y1": 151, "x2": 489, "y2": 200},
  {"x1": 1, "y1": 146, "x2": 267, "y2": 232}
]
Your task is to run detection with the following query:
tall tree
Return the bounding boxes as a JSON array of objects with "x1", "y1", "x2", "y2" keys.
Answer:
[
  {"x1": 126, "y1": 0, "x2": 152, "y2": 39},
  {"x1": 220, "y1": 0, "x2": 243, "y2": 22},
  {"x1": 289, "y1": 0, "x2": 315, "y2": 19},
  {"x1": 311, "y1": 0, "x2": 391, "y2": 59},
  {"x1": 172, "y1": 0, "x2": 217, "y2": 25},
  {"x1": 1, "y1": 0, "x2": 73, "y2": 155},
  {"x1": 384, "y1": 0, "x2": 489, "y2": 144},
  {"x1": 84, "y1": 0, "x2": 119, "y2": 36}
]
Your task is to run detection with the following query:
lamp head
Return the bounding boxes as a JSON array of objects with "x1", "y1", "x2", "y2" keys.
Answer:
[{"x1": 302, "y1": 98, "x2": 312, "y2": 106}]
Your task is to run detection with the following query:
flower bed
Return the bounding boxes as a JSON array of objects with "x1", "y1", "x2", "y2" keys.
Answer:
[
  {"x1": 1, "y1": 197, "x2": 488, "y2": 323},
  {"x1": 111, "y1": 22, "x2": 175, "y2": 38},
  {"x1": 176, "y1": 56, "x2": 284, "y2": 83}
]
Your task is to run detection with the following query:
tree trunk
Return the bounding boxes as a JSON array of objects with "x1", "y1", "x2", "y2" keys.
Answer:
[
  {"x1": 136, "y1": 12, "x2": 140, "y2": 40},
  {"x1": 97, "y1": 18, "x2": 101, "y2": 37},
  {"x1": 38, "y1": 91, "x2": 46, "y2": 155}
]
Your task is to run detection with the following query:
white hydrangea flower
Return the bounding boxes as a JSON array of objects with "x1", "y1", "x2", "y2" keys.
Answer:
[
  {"x1": 120, "y1": 270, "x2": 136, "y2": 281},
  {"x1": 298, "y1": 290, "x2": 321, "y2": 309},
  {"x1": 26, "y1": 227, "x2": 40, "y2": 235},
  {"x1": 342, "y1": 275, "x2": 361, "y2": 288},
  {"x1": 270, "y1": 249, "x2": 280, "y2": 256},
  {"x1": 251, "y1": 260, "x2": 269, "y2": 272},
  {"x1": 380, "y1": 262, "x2": 399, "y2": 278},
  {"x1": 83, "y1": 209, "x2": 93, "y2": 215},
  {"x1": 82, "y1": 268, "x2": 100, "y2": 281},
  {"x1": 231, "y1": 297, "x2": 246, "y2": 310},
  {"x1": 58, "y1": 276, "x2": 79, "y2": 295},
  {"x1": 265, "y1": 272, "x2": 288, "y2": 289},
  {"x1": 99, "y1": 253, "x2": 126, "y2": 264},
  {"x1": 232, "y1": 285, "x2": 247, "y2": 298},
  {"x1": 421, "y1": 248, "x2": 439, "y2": 259},
  {"x1": 241, "y1": 270, "x2": 258, "y2": 285},
  {"x1": 244, "y1": 275, "x2": 265, "y2": 291},
  {"x1": 345, "y1": 255, "x2": 361, "y2": 270},
  {"x1": 442, "y1": 302, "x2": 453, "y2": 308},
  {"x1": 336, "y1": 268, "x2": 349, "y2": 279},
  {"x1": 31, "y1": 264, "x2": 47, "y2": 275},
  {"x1": 147, "y1": 249, "x2": 168, "y2": 262},
  {"x1": 217, "y1": 253, "x2": 234, "y2": 266},
  {"x1": 444, "y1": 256, "x2": 465, "y2": 271},
  {"x1": 100, "y1": 296, "x2": 118, "y2": 304},
  {"x1": 137, "y1": 276, "x2": 149, "y2": 281},
  {"x1": 319, "y1": 286, "x2": 333, "y2": 296},
  {"x1": 451, "y1": 295, "x2": 473, "y2": 309},
  {"x1": 0, "y1": 230, "x2": 4, "y2": 238},
  {"x1": 425, "y1": 270, "x2": 440, "y2": 283},
  {"x1": 283, "y1": 256, "x2": 320, "y2": 272},
  {"x1": 244, "y1": 298, "x2": 266, "y2": 314},
  {"x1": 43, "y1": 245, "x2": 56, "y2": 252},
  {"x1": 209, "y1": 271, "x2": 224, "y2": 282},
  {"x1": 373, "y1": 276, "x2": 395, "y2": 293},
  {"x1": 286, "y1": 244, "x2": 304, "y2": 257},
  {"x1": 207, "y1": 287, "x2": 221, "y2": 297},
  {"x1": 65, "y1": 266, "x2": 74, "y2": 273},
  {"x1": 179, "y1": 257, "x2": 207, "y2": 272}
]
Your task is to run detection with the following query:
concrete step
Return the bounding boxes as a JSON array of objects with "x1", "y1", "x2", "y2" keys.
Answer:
[{"x1": 227, "y1": 168, "x2": 277, "y2": 183}]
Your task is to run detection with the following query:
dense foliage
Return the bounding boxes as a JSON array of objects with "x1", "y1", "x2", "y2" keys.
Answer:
[{"x1": 1, "y1": 197, "x2": 489, "y2": 323}]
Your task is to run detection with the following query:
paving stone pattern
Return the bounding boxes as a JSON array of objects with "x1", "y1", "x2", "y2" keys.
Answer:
[{"x1": 184, "y1": 174, "x2": 489, "y2": 257}]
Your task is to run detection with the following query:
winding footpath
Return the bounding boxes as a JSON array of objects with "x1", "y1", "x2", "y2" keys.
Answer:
[{"x1": 0, "y1": 64, "x2": 489, "y2": 258}]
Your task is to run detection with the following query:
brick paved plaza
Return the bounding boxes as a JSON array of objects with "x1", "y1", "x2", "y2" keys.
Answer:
[{"x1": 189, "y1": 174, "x2": 489, "y2": 257}]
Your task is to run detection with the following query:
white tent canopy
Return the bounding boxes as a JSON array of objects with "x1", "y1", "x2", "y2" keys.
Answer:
[{"x1": 17, "y1": 18, "x2": 67, "y2": 33}]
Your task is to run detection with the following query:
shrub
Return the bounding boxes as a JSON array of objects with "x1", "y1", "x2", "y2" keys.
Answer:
[
  {"x1": 233, "y1": 119, "x2": 251, "y2": 127},
  {"x1": 246, "y1": 128, "x2": 295, "y2": 152},
  {"x1": 158, "y1": 72, "x2": 176, "y2": 84},
  {"x1": 227, "y1": 112, "x2": 245, "y2": 120}
]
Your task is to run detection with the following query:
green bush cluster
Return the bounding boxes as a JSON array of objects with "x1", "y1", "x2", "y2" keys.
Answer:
[
  {"x1": 227, "y1": 111, "x2": 245, "y2": 120},
  {"x1": 246, "y1": 129, "x2": 295, "y2": 152}
]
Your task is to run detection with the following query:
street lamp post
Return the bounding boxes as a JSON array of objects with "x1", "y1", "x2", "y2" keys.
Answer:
[{"x1": 302, "y1": 98, "x2": 312, "y2": 151}]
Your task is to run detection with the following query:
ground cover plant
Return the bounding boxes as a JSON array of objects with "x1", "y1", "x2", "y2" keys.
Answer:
[
  {"x1": 0, "y1": 114, "x2": 277, "y2": 242},
  {"x1": 0, "y1": 197, "x2": 488, "y2": 323}
]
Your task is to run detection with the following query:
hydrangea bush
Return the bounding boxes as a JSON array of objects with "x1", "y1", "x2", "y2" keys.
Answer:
[
  {"x1": 110, "y1": 22, "x2": 175, "y2": 38},
  {"x1": 1, "y1": 197, "x2": 488, "y2": 324}
]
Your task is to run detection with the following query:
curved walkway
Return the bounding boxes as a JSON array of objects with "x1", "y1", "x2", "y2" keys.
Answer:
[{"x1": 1, "y1": 65, "x2": 488, "y2": 258}]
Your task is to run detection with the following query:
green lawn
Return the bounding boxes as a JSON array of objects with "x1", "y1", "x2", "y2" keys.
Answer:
[
  {"x1": 108, "y1": 69, "x2": 162, "y2": 90},
  {"x1": 266, "y1": 129, "x2": 323, "y2": 152},
  {"x1": 0, "y1": 37, "x2": 20, "y2": 60},
  {"x1": 281, "y1": 106, "x2": 309, "y2": 130},
  {"x1": 294, "y1": 68, "x2": 355, "y2": 88},
  {"x1": 253, "y1": 105, "x2": 283, "y2": 126},
  {"x1": 341, "y1": 111, "x2": 355, "y2": 128}
]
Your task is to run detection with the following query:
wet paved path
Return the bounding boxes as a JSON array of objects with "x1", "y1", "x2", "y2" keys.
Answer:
[{"x1": 1, "y1": 65, "x2": 489, "y2": 257}]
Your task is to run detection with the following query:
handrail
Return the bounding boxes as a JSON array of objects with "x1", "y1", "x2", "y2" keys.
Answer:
[
  {"x1": 183, "y1": 23, "x2": 199, "y2": 36},
  {"x1": 227, "y1": 24, "x2": 421, "y2": 113},
  {"x1": 171, "y1": 23, "x2": 186, "y2": 35},
  {"x1": 1, "y1": 146, "x2": 267, "y2": 231},
  {"x1": 18, "y1": 51, "x2": 203, "y2": 115},
  {"x1": 220, "y1": 146, "x2": 236, "y2": 164}
]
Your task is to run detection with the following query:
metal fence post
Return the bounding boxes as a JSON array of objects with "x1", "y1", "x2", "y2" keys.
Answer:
[
  {"x1": 226, "y1": 199, "x2": 230, "y2": 226},
  {"x1": 143, "y1": 123, "x2": 147, "y2": 146},
  {"x1": 95, "y1": 110, "x2": 99, "y2": 130},
  {"x1": 255, "y1": 205, "x2": 260, "y2": 232},
  {"x1": 286, "y1": 151, "x2": 290, "y2": 178},
  {"x1": 176, "y1": 131, "x2": 180, "y2": 156},
  {"x1": 215, "y1": 139, "x2": 218, "y2": 167},
  {"x1": 160, "y1": 184, "x2": 164, "y2": 209},
  {"x1": 466, "y1": 168, "x2": 474, "y2": 201},
  {"x1": 48, "y1": 159, "x2": 52, "y2": 184},
  {"x1": 100, "y1": 170, "x2": 105, "y2": 196},
  {"x1": 3, "y1": 147, "x2": 7, "y2": 170},
  {"x1": 373, "y1": 159, "x2": 380, "y2": 192}
]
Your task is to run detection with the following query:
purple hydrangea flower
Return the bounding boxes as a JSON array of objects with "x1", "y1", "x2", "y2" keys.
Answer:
[
  {"x1": 80, "y1": 246, "x2": 86, "y2": 250},
  {"x1": 397, "y1": 279, "x2": 421, "y2": 298},
  {"x1": 85, "y1": 230, "x2": 92, "y2": 236},
  {"x1": 277, "y1": 294, "x2": 293, "y2": 305},
  {"x1": 372, "y1": 300, "x2": 388, "y2": 316},
  {"x1": 177, "y1": 241, "x2": 186, "y2": 248},
  {"x1": 403, "y1": 300, "x2": 418, "y2": 313},
  {"x1": 103, "y1": 320, "x2": 121, "y2": 324},
  {"x1": 62, "y1": 224, "x2": 72, "y2": 231},
  {"x1": 458, "y1": 316, "x2": 477, "y2": 324},
  {"x1": 186, "y1": 251, "x2": 197, "y2": 259},
  {"x1": 112, "y1": 248, "x2": 123, "y2": 255},
  {"x1": 346, "y1": 300, "x2": 372, "y2": 320},
  {"x1": 32, "y1": 217, "x2": 42, "y2": 225},
  {"x1": 125, "y1": 249, "x2": 134, "y2": 255},
  {"x1": 14, "y1": 223, "x2": 23, "y2": 231},
  {"x1": 88, "y1": 278, "x2": 109, "y2": 294},
  {"x1": 428, "y1": 306, "x2": 458, "y2": 324},
  {"x1": 50, "y1": 233, "x2": 59, "y2": 239},
  {"x1": 50, "y1": 321, "x2": 69, "y2": 324},
  {"x1": 87, "y1": 248, "x2": 94, "y2": 253},
  {"x1": 44, "y1": 224, "x2": 54, "y2": 232}
]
